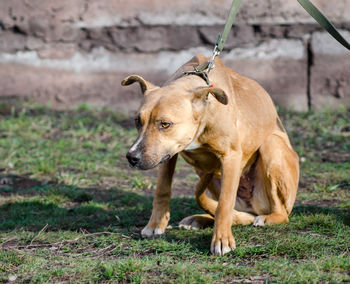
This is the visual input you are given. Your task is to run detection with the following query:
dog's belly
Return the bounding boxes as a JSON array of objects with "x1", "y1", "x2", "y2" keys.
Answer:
[
  {"x1": 181, "y1": 150, "x2": 267, "y2": 214},
  {"x1": 180, "y1": 149, "x2": 221, "y2": 176},
  {"x1": 208, "y1": 169, "x2": 257, "y2": 212}
]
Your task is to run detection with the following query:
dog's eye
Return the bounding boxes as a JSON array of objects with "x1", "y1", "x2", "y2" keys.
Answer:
[
  {"x1": 160, "y1": 122, "x2": 171, "y2": 129},
  {"x1": 135, "y1": 116, "x2": 142, "y2": 128}
]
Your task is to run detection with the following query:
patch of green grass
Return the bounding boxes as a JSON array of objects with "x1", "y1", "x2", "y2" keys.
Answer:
[
  {"x1": 0, "y1": 101, "x2": 349, "y2": 283},
  {"x1": 279, "y1": 107, "x2": 350, "y2": 208}
]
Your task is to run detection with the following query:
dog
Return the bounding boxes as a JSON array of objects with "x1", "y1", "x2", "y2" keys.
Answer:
[{"x1": 122, "y1": 54, "x2": 299, "y2": 256}]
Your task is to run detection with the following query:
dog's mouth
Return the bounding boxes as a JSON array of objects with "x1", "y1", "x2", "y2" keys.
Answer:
[
  {"x1": 142, "y1": 154, "x2": 171, "y2": 170},
  {"x1": 129, "y1": 154, "x2": 172, "y2": 170}
]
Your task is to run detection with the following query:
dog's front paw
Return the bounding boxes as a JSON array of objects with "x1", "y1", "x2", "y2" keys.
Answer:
[
  {"x1": 141, "y1": 224, "x2": 166, "y2": 238},
  {"x1": 210, "y1": 227, "x2": 236, "y2": 256}
]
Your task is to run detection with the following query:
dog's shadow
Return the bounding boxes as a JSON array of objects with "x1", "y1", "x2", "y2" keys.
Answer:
[
  {"x1": 0, "y1": 174, "x2": 150, "y2": 232},
  {"x1": 0, "y1": 174, "x2": 202, "y2": 233},
  {"x1": 0, "y1": 174, "x2": 348, "y2": 254}
]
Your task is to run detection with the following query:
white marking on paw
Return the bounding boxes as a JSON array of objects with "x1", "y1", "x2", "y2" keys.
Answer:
[
  {"x1": 141, "y1": 227, "x2": 154, "y2": 237},
  {"x1": 190, "y1": 220, "x2": 199, "y2": 230},
  {"x1": 253, "y1": 216, "x2": 265, "y2": 227},
  {"x1": 222, "y1": 246, "x2": 232, "y2": 255},
  {"x1": 214, "y1": 243, "x2": 222, "y2": 256},
  {"x1": 179, "y1": 216, "x2": 199, "y2": 230},
  {"x1": 154, "y1": 227, "x2": 164, "y2": 235},
  {"x1": 179, "y1": 224, "x2": 191, "y2": 230}
]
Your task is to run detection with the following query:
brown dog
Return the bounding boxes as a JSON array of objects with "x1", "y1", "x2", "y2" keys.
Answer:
[{"x1": 122, "y1": 54, "x2": 299, "y2": 256}]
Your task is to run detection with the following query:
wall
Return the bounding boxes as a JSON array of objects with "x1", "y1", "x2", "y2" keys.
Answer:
[{"x1": 0, "y1": 0, "x2": 349, "y2": 111}]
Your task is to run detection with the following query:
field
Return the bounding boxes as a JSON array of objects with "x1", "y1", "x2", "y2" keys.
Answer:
[{"x1": 0, "y1": 101, "x2": 349, "y2": 283}]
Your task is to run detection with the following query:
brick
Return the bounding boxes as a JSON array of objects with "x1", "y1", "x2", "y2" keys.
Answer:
[
  {"x1": 0, "y1": 0, "x2": 84, "y2": 41},
  {"x1": 310, "y1": 31, "x2": 350, "y2": 109},
  {"x1": 222, "y1": 39, "x2": 308, "y2": 111},
  {"x1": 37, "y1": 43, "x2": 76, "y2": 60},
  {"x1": 26, "y1": 37, "x2": 44, "y2": 50},
  {"x1": 0, "y1": 43, "x2": 308, "y2": 111},
  {"x1": 28, "y1": 17, "x2": 78, "y2": 42},
  {"x1": 198, "y1": 25, "x2": 256, "y2": 49},
  {"x1": 110, "y1": 26, "x2": 201, "y2": 52},
  {"x1": 0, "y1": 62, "x2": 165, "y2": 112},
  {"x1": 0, "y1": 48, "x2": 207, "y2": 111},
  {"x1": 78, "y1": 0, "x2": 350, "y2": 27},
  {"x1": 0, "y1": 31, "x2": 27, "y2": 53},
  {"x1": 1, "y1": 0, "x2": 349, "y2": 31}
]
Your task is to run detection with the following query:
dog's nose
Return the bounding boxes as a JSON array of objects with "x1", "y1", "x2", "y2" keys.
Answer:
[{"x1": 126, "y1": 152, "x2": 141, "y2": 167}]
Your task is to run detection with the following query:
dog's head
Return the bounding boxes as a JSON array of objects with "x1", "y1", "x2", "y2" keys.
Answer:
[{"x1": 121, "y1": 75, "x2": 228, "y2": 170}]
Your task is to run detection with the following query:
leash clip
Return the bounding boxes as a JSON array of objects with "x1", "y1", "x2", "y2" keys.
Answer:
[
  {"x1": 183, "y1": 44, "x2": 220, "y2": 86},
  {"x1": 183, "y1": 0, "x2": 243, "y2": 85},
  {"x1": 207, "y1": 44, "x2": 220, "y2": 73}
]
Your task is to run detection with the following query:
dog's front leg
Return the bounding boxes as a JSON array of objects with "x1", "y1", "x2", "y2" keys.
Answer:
[
  {"x1": 211, "y1": 151, "x2": 242, "y2": 256},
  {"x1": 141, "y1": 154, "x2": 178, "y2": 237}
]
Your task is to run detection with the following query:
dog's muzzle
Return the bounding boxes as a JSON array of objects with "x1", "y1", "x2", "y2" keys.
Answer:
[
  {"x1": 126, "y1": 150, "x2": 171, "y2": 170},
  {"x1": 126, "y1": 151, "x2": 142, "y2": 168}
]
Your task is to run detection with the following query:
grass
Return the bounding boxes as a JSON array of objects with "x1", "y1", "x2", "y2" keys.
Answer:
[{"x1": 0, "y1": 100, "x2": 349, "y2": 283}]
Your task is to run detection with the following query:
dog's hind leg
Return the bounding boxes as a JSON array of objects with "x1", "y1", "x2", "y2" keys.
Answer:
[
  {"x1": 179, "y1": 173, "x2": 215, "y2": 229},
  {"x1": 180, "y1": 173, "x2": 255, "y2": 229},
  {"x1": 252, "y1": 134, "x2": 299, "y2": 226},
  {"x1": 179, "y1": 214, "x2": 214, "y2": 230},
  {"x1": 198, "y1": 172, "x2": 255, "y2": 225},
  {"x1": 207, "y1": 178, "x2": 221, "y2": 201}
]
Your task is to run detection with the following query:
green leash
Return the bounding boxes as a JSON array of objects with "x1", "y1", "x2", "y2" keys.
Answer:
[
  {"x1": 297, "y1": 0, "x2": 350, "y2": 50},
  {"x1": 183, "y1": 0, "x2": 243, "y2": 85},
  {"x1": 215, "y1": 0, "x2": 243, "y2": 54},
  {"x1": 184, "y1": 0, "x2": 350, "y2": 85}
]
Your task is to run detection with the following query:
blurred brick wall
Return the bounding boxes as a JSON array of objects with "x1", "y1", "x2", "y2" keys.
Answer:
[{"x1": 0, "y1": 0, "x2": 349, "y2": 111}]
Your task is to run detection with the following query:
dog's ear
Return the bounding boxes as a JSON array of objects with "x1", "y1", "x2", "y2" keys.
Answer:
[
  {"x1": 193, "y1": 87, "x2": 228, "y2": 105},
  {"x1": 121, "y1": 75, "x2": 157, "y2": 94}
]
